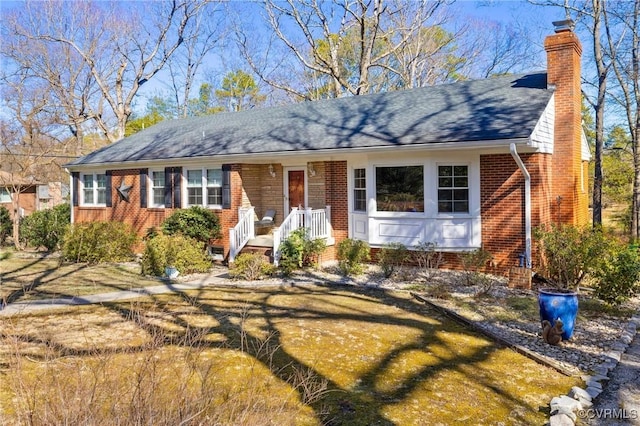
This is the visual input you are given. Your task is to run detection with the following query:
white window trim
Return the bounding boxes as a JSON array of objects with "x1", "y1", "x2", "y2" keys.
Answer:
[
  {"x1": 373, "y1": 163, "x2": 426, "y2": 215},
  {"x1": 183, "y1": 166, "x2": 224, "y2": 209},
  {"x1": 353, "y1": 167, "x2": 367, "y2": 213},
  {"x1": 436, "y1": 163, "x2": 470, "y2": 215},
  {"x1": 149, "y1": 169, "x2": 166, "y2": 208},
  {"x1": 80, "y1": 172, "x2": 107, "y2": 207},
  {"x1": 0, "y1": 187, "x2": 11, "y2": 203}
]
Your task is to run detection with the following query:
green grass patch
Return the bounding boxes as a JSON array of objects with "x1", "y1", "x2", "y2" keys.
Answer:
[{"x1": 1, "y1": 284, "x2": 580, "y2": 425}]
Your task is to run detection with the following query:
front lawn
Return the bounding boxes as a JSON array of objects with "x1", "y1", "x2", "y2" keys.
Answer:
[
  {"x1": 0, "y1": 249, "x2": 164, "y2": 304},
  {"x1": 0, "y1": 280, "x2": 580, "y2": 425}
]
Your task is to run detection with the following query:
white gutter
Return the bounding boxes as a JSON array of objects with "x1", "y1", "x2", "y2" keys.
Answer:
[{"x1": 510, "y1": 143, "x2": 531, "y2": 268}]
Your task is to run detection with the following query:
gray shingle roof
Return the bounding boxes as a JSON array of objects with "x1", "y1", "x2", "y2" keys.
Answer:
[{"x1": 67, "y1": 72, "x2": 551, "y2": 167}]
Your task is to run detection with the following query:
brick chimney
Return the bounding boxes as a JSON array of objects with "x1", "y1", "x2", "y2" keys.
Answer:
[{"x1": 544, "y1": 20, "x2": 589, "y2": 225}]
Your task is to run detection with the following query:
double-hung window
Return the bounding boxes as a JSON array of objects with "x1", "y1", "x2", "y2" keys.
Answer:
[
  {"x1": 206, "y1": 169, "x2": 222, "y2": 206},
  {"x1": 353, "y1": 168, "x2": 366, "y2": 212},
  {"x1": 186, "y1": 167, "x2": 223, "y2": 208},
  {"x1": 437, "y1": 165, "x2": 469, "y2": 213},
  {"x1": 150, "y1": 170, "x2": 165, "y2": 207},
  {"x1": 82, "y1": 173, "x2": 107, "y2": 206}
]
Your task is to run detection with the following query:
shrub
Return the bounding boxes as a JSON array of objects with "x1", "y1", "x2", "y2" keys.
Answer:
[
  {"x1": 141, "y1": 234, "x2": 211, "y2": 277},
  {"x1": 278, "y1": 228, "x2": 327, "y2": 276},
  {"x1": 162, "y1": 206, "x2": 221, "y2": 243},
  {"x1": 593, "y1": 245, "x2": 640, "y2": 306},
  {"x1": 62, "y1": 221, "x2": 137, "y2": 263},
  {"x1": 19, "y1": 203, "x2": 70, "y2": 251},
  {"x1": 414, "y1": 241, "x2": 444, "y2": 279},
  {"x1": 458, "y1": 248, "x2": 493, "y2": 287},
  {"x1": 0, "y1": 205, "x2": 11, "y2": 244},
  {"x1": 337, "y1": 238, "x2": 370, "y2": 276},
  {"x1": 230, "y1": 252, "x2": 275, "y2": 280},
  {"x1": 534, "y1": 224, "x2": 609, "y2": 290},
  {"x1": 378, "y1": 243, "x2": 409, "y2": 278}
]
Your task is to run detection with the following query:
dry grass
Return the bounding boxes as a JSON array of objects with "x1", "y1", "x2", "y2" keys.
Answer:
[{"x1": 1, "y1": 279, "x2": 581, "y2": 425}]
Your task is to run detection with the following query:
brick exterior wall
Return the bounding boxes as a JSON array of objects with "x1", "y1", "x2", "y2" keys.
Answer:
[
  {"x1": 1, "y1": 186, "x2": 37, "y2": 220},
  {"x1": 240, "y1": 164, "x2": 284, "y2": 222},
  {"x1": 323, "y1": 161, "x2": 348, "y2": 261},
  {"x1": 480, "y1": 153, "x2": 553, "y2": 270},
  {"x1": 307, "y1": 162, "x2": 326, "y2": 209},
  {"x1": 74, "y1": 169, "x2": 177, "y2": 236},
  {"x1": 217, "y1": 165, "x2": 243, "y2": 256}
]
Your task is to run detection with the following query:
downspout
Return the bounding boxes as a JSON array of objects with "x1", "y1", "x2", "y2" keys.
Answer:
[
  {"x1": 65, "y1": 168, "x2": 73, "y2": 225},
  {"x1": 510, "y1": 143, "x2": 531, "y2": 268}
]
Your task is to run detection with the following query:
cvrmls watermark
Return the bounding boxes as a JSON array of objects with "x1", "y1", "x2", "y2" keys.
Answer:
[{"x1": 577, "y1": 408, "x2": 638, "y2": 420}]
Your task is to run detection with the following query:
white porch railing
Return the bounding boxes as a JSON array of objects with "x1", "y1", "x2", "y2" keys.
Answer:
[
  {"x1": 273, "y1": 206, "x2": 332, "y2": 266},
  {"x1": 229, "y1": 207, "x2": 255, "y2": 262}
]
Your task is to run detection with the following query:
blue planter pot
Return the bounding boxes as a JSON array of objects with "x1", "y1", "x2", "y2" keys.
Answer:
[{"x1": 538, "y1": 289, "x2": 578, "y2": 340}]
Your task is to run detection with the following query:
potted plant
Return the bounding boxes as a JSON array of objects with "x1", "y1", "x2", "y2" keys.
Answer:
[{"x1": 534, "y1": 224, "x2": 607, "y2": 340}]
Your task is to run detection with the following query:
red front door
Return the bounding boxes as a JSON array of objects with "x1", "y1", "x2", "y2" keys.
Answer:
[{"x1": 288, "y1": 170, "x2": 305, "y2": 210}]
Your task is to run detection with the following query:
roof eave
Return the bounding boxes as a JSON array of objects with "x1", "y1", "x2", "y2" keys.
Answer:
[{"x1": 65, "y1": 137, "x2": 533, "y2": 171}]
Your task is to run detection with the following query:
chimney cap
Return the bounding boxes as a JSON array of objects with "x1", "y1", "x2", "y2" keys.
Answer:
[{"x1": 552, "y1": 19, "x2": 575, "y2": 33}]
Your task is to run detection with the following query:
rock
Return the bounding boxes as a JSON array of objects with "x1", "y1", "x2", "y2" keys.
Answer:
[
  {"x1": 550, "y1": 395, "x2": 582, "y2": 412},
  {"x1": 549, "y1": 412, "x2": 576, "y2": 426},
  {"x1": 586, "y1": 386, "x2": 602, "y2": 399},
  {"x1": 568, "y1": 386, "x2": 592, "y2": 402}
]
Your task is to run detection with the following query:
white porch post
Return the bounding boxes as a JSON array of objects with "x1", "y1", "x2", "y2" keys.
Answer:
[
  {"x1": 305, "y1": 207, "x2": 312, "y2": 234},
  {"x1": 229, "y1": 228, "x2": 237, "y2": 262}
]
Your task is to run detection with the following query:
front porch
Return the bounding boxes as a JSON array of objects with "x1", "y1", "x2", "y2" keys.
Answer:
[{"x1": 229, "y1": 206, "x2": 334, "y2": 265}]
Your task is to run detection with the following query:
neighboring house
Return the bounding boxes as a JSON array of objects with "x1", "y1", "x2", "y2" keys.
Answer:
[
  {"x1": 0, "y1": 171, "x2": 67, "y2": 220},
  {"x1": 65, "y1": 23, "x2": 590, "y2": 272}
]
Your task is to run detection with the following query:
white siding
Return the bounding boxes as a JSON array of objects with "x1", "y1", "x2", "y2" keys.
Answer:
[{"x1": 530, "y1": 95, "x2": 555, "y2": 154}]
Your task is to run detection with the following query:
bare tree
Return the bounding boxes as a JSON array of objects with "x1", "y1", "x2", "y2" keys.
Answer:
[
  {"x1": 0, "y1": 74, "x2": 68, "y2": 248},
  {"x1": 165, "y1": 2, "x2": 226, "y2": 118},
  {"x1": 3, "y1": 0, "x2": 206, "y2": 143},
  {"x1": 236, "y1": 0, "x2": 453, "y2": 99},
  {"x1": 604, "y1": 0, "x2": 640, "y2": 239},
  {"x1": 1, "y1": 3, "x2": 99, "y2": 154}
]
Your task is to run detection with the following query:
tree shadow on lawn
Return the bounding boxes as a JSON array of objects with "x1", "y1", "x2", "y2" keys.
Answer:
[
  {"x1": 104, "y1": 283, "x2": 572, "y2": 424},
  {"x1": 0, "y1": 257, "x2": 166, "y2": 304},
  {"x1": 0, "y1": 257, "x2": 89, "y2": 305},
  {"x1": 2, "y1": 282, "x2": 577, "y2": 424}
]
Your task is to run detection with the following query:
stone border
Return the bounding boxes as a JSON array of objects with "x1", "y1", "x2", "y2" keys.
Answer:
[{"x1": 548, "y1": 315, "x2": 639, "y2": 426}]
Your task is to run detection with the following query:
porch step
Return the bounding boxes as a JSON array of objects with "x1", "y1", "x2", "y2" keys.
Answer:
[{"x1": 245, "y1": 235, "x2": 274, "y2": 248}]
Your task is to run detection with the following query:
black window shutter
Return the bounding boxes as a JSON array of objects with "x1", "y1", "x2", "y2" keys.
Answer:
[
  {"x1": 105, "y1": 171, "x2": 112, "y2": 207},
  {"x1": 72, "y1": 172, "x2": 79, "y2": 206},
  {"x1": 222, "y1": 164, "x2": 231, "y2": 209},
  {"x1": 139, "y1": 169, "x2": 148, "y2": 208},
  {"x1": 164, "y1": 167, "x2": 173, "y2": 208},
  {"x1": 173, "y1": 167, "x2": 182, "y2": 209}
]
